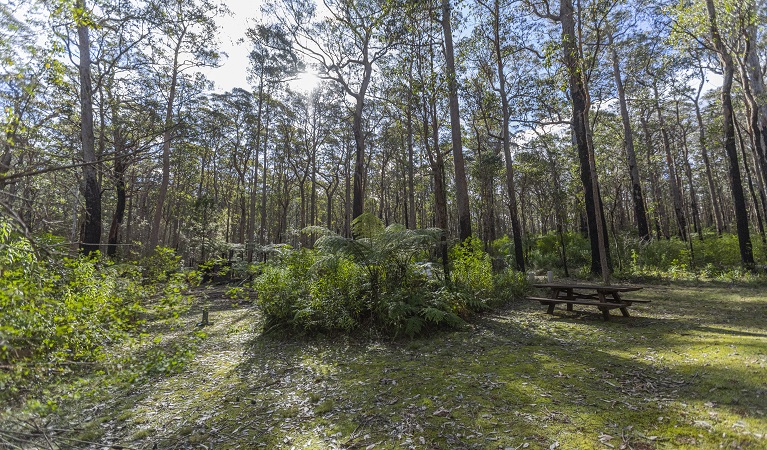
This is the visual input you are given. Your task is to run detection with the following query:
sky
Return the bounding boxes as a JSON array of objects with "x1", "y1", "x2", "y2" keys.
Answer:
[{"x1": 199, "y1": 0, "x2": 320, "y2": 94}]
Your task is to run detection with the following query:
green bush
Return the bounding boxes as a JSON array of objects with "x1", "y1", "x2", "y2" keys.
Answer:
[
  {"x1": 0, "y1": 222, "x2": 147, "y2": 400},
  {"x1": 493, "y1": 268, "x2": 530, "y2": 302},
  {"x1": 526, "y1": 232, "x2": 590, "y2": 274},
  {"x1": 450, "y1": 237, "x2": 493, "y2": 298}
]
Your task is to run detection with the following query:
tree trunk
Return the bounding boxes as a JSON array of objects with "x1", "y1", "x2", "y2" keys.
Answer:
[
  {"x1": 735, "y1": 116, "x2": 767, "y2": 242},
  {"x1": 441, "y1": 0, "x2": 472, "y2": 242},
  {"x1": 652, "y1": 83, "x2": 687, "y2": 241},
  {"x1": 691, "y1": 84, "x2": 724, "y2": 235},
  {"x1": 149, "y1": 29, "x2": 185, "y2": 251},
  {"x1": 351, "y1": 58, "x2": 372, "y2": 223},
  {"x1": 706, "y1": 0, "x2": 755, "y2": 268},
  {"x1": 77, "y1": 0, "x2": 101, "y2": 256},
  {"x1": 406, "y1": 81, "x2": 417, "y2": 230},
  {"x1": 610, "y1": 39, "x2": 649, "y2": 241},
  {"x1": 561, "y1": 0, "x2": 608, "y2": 280},
  {"x1": 492, "y1": 0, "x2": 524, "y2": 271},
  {"x1": 107, "y1": 128, "x2": 127, "y2": 257}
]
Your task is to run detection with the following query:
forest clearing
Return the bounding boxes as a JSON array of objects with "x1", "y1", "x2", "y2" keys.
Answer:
[
  {"x1": 5, "y1": 0, "x2": 767, "y2": 447},
  {"x1": 1, "y1": 278, "x2": 765, "y2": 449}
]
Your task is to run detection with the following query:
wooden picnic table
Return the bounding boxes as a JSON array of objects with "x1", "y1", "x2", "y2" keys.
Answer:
[{"x1": 526, "y1": 282, "x2": 649, "y2": 320}]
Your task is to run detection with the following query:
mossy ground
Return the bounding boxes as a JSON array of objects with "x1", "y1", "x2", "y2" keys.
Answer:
[{"x1": 1, "y1": 281, "x2": 765, "y2": 449}]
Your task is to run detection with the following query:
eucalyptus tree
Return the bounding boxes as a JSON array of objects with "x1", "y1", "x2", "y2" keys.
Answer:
[
  {"x1": 439, "y1": 0, "x2": 472, "y2": 241},
  {"x1": 636, "y1": 41, "x2": 689, "y2": 241},
  {"x1": 471, "y1": 0, "x2": 526, "y2": 270},
  {"x1": 672, "y1": 0, "x2": 754, "y2": 267},
  {"x1": 607, "y1": 28, "x2": 650, "y2": 241},
  {"x1": 146, "y1": 0, "x2": 223, "y2": 251},
  {"x1": 267, "y1": 0, "x2": 402, "y2": 225},
  {"x1": 246, "y1": 22, "x2": 301, "y2": 259},
  {"x1": 528, "y1": 0, "x2": 613, "y2": 280}
]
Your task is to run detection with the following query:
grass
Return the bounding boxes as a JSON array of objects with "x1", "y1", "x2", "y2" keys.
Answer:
[{"x1": 1, "y1": 281, "x2": 765, "y2": 449}]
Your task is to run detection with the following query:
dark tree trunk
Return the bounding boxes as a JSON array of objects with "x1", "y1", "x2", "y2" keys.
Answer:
[
  {"x1": 107, "y1": 129, "x2": 127, "y2": 258},
  {"x1": 706, "y1": 0, "x2": 754, "y2": 268},
  {"x1": 78, "y1": 0, "x2": 101, "y2": 256},
  {"x1": 558, "y1": 0, "x2": 609, "y2": 279},
  {"x1": 492, "y1": 0, "x2": 525, "y2": 271}
]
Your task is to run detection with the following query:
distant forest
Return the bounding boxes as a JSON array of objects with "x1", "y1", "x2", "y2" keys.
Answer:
[{"x1": 3, "y1": 0, "x2": 767, "y2": 273}]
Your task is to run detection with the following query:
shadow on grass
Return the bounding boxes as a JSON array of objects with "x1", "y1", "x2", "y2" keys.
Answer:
[{"x1": 12, "y1": 283, "x2": 764, "y2": 450}]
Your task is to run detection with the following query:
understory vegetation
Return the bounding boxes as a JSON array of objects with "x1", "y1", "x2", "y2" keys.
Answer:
[{"x1": 2, "y1": 216, "x2": 766, "y2": 448}]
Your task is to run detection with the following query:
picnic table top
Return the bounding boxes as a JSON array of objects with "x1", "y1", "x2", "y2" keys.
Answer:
[{"x1": 532, "y1": 283, "x2": 643, "y2": 293}]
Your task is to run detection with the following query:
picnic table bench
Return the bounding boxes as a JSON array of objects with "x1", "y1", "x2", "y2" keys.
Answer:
[{"x1": 526, "y1": 283, "x2": 649, "y2": 320}]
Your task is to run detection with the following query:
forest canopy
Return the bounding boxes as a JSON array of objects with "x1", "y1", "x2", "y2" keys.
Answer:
[{"x1": 2, "y1": 0, "x2": 767, "y2": 273}]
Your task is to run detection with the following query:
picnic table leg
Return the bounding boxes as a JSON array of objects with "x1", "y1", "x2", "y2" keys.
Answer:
[
  {"x1": 613, "y1": 293, "x2": 631, "y2": 317},
  {"x1": 565, "y1": 288, "x2": 574, "y2": 310},
  {"x1": 547, "y1": 303, "x2": 556, "y2": 314},
  {"x1": 598, "y1": 292, "x2": 611, "y2": 321}
]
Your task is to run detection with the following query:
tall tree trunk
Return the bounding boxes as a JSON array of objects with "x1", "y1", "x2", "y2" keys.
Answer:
[
  {"x1": 351, "y1": 58, "x2": 372, "y2": 223},
  {"x1": 706, "y1": 0, "x2": 755, "y2": 268},
  {"x1": 610, "y1": 38, "x2": 649, "y2": 240},
  {"x1": 260, "y1": 97, "x2": 271, "y2": 247},
  {"x1": 406, "y1": 79, "x2": 417, "y2": 230},
  {"x1": 675, "y1": 101, "x2": 702, "y2": 239},
  {"x1": 691, "y1": 80, "x2": 724, "y2": 234},
  {"x1": 77, "y1": 0, "x2": 101, "y2": 256},
  {"x1": 149, "y1": 29, "x2": 185, "y2": 250},
  {"x1": 652, "y1": 83, "x2": 687, "y2": 241},
  {"x1": 247, "y1": 76, "x2": 265, "y2": 260},
  {"x1": 561, "y1": 0, "x2": 609, "y2": 280},
  {"x1": 107, "y1": 128, "x2": 127, "y2": 257},
  {"x1": 735, "y1": 116, "x2": 767, "y2": 243},
  {"x1": 441, "y1": 0, "x2": 472, "y2": 242},
  {"x1": 492, "y1": 0, "x2": 524, "y2": 271},
  {"x1": 744, "y1": 20, "x2": 767, "y2": 192}
]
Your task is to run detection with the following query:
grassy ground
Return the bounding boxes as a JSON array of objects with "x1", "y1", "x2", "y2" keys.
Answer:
[{"x1": 1, "y1": 281, "x2": 766, "y2": 449}]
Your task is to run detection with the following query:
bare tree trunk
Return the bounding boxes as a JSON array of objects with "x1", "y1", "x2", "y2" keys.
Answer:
[
  {"x1": 248, "y1": 77, "x2": 265, "y2": 261},
  {"x1": 441, "y1": 0, "x2": 472, "y2": 242},
  {"x1": 690, "y1": 82, "x2": 724, "y2": 234},
  {"x1": 652, "y1": 83, "x2": 687, "y2": 241},
  {"x1": 491, "y1": 0, "x2": 524, "y2": 271},
  {"x1": 77, "y1": 0, "x2": 101, "y2": 256},
  {"x1": 675, "y1": 101, "x2": 702, "y2": 239},
  {"x1": 406, "y1": 82, "x2": 417, "y2": 230},
  {"x1": 560, "y1": 0, "x2": 608, "y2": 280},
  {"x1": 107, "y1": 128, "x2": 126, "y2": 257},
  {"x1": 735, "y1": 116, "x2": 767, "y2": 243},
  {"x1": 610, "y1": 38, "x2": 649, "y2": 241},
  {"x1": 149, "y1": 29, "x2": 185, "y2": 251}
]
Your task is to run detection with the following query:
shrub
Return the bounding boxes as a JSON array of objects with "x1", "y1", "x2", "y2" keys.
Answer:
[
  {"x1": 450, "y1": 237, "x2": 494, "y2": 298},
  {"x1": 0, "y1": 223, "x2": 147, "y2": 400}
]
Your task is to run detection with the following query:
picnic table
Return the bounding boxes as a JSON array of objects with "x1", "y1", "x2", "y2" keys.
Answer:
[{"x1": 526, "y1": 283, "x2": 649, "y2": 320}]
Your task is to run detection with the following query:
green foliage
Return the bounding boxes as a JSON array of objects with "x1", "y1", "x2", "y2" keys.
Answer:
[
  {"x1": 0, "y1": 223, "x2": 200, "y2": 403},
  {"x1": 450, "y1": 237, "x2": 493, "y2": 298},
  {"x1": 254, "y1": 225, "x2": 503, "y2": 337},
  {"x1": 492, "y1": 268, "x2": 530, "y2": 302},
  {"x1": 0, "y1": 225, "x2": 145, "y2": 400},
  {"x1": 526, "y1": 232, "x2": 590, "y2": 274},
  {"x1": 140, "y1": 247, "x2": 182, "y2": 282}
]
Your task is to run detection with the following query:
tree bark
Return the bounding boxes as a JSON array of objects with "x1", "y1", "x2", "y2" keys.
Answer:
[
  {"x1": 441, "y1": 0, "x2": 472, "y2": 242},
  {"x1": 492, "y1": 0, "x2": 525, "y2": 271},
  {"x1": 706, "y1": 0, "x2": 755, "y2": 268},
  {"x1": 77, "y1": 0, "x2": 101, "y2": 256},
  {"x1": 652, "y1": 83, "x2": 687, "y2": 241},
  {"x1": 149, "y1": 27, "x2": 186, "y2": 251},
  {"x1": 610, "y1": 39, "x2": 649, "y2": 241},
  {"x1": 560, "y1": 0, "x2": 609, "y2": 280}
]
